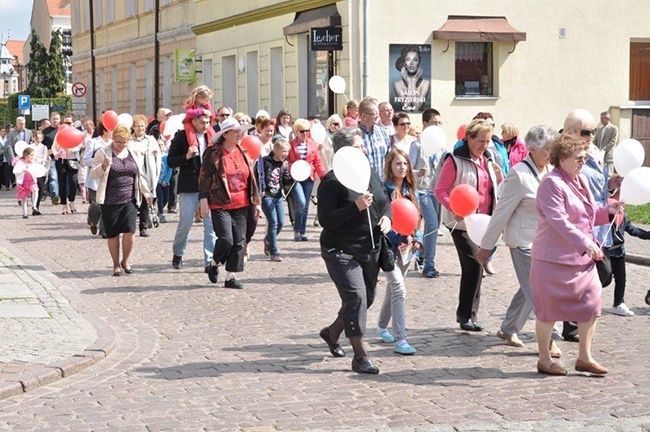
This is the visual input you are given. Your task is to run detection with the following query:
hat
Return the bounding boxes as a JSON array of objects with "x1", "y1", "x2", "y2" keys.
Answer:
[
  {"x1": 211, "y1": 118, "x2": 250, "y2": 144},
  {"x1": 158, "y1": 108, "x2": 173, "y2": 117}
]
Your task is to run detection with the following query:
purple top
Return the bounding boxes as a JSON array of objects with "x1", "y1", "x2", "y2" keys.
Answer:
[{"x1": 104, "y1": 152, "x2": 137, "y2": 205}]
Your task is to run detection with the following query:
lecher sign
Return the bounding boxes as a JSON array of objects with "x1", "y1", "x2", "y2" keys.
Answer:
[{"x1": 311, "y1": 27, "x2": 343, "y2": 51}]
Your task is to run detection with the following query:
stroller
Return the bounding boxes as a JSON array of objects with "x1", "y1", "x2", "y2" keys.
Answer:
[{"x1": 149, "y1": 204, "x2": 159, "y2": 228}]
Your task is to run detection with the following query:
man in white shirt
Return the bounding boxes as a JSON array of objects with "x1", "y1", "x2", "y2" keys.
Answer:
[{"x1": 378, "y1": 102, "x2": 395, "y2": 136}]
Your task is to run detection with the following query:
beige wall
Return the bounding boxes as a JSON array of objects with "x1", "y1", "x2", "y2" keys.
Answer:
[{"x1": 193, "y1": 0, "x2": 650, "y2": 143}]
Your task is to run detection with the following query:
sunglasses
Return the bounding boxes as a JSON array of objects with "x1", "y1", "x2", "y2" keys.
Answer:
[
  {"x1": 398, "y1": 122, "x2": 411, "y2": 127},
  {"x1": 580, "y1": 129, "x2": 596, "y2": 137},
  {"x1": 332, "y1": 123, "x2": 340, "y2": 126},
  {"x1": 218, "y1": 113, "x2": 231, "y2": 118},
  {"x1": 299, "y1": 130, "x2": 310, "y2": 134},
  {"x1": 63, "y1": 121, "x2": 73, "y2": 125}
]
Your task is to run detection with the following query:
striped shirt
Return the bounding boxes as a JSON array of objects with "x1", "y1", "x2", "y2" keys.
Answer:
[
  {"x1": 297, "y1": 142, "x2": 308, "y2": 160},
  {"x1": 359, "y1": 123, "x2": 390, "y2": 177}
]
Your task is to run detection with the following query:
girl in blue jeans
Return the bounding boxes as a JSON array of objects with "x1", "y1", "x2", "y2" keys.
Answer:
[{"x1": 261, "y1": 139, "x2": 292, "y2": 261}]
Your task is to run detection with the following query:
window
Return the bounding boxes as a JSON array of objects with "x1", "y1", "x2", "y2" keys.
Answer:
[
  {"x1": 308, "y1": 49, "x2": 329, "y2": 119},
  {"x1": 269, "y1": 47, "x2": 284, "y2": 116},
  {"x1": 94, "y1": 1, "x2": 103, "y2": 27},
  {"x1": 246, "y1": 51, "x2": 259, "y2": 115},
  {"x1": 106, "y1": 0, "x2": 114, "y2": 24},
  {"x1": 129, "y1": 64, "x2": 137, "y2": 114},
  {"x1": 110, "y1": 67, "x2": 118, "y2": 110},
  {"x1": 126, "y1": 0, "x2": 136, "y2": 17},
  {"x1": 98, "y1": 69, "x2": 105, "y2": 112},
  {"x1": 222, "y1": 55, "x2": 237, "y2": 111},
  {"x1": 163, "y1": 56, "x2": 172, "y2": 109},
  {"x1": 630, "y1": 43, "x2": 650, "y2": 101},
  {"x1": 145, "y1": 0, "x2": 154, "y2": 12},
  {"x1": 455, "y1": 42, "x2": 493, "y2": 97},
  {"x1": 72, "y1": 0, "x2": 81, "y2": 32},
  {"x1": 145, "y1": 59, "x2": 154, "y2": 116},
  {"x1": 202, "y1": 58, "x2": 214, "y2": 92}
]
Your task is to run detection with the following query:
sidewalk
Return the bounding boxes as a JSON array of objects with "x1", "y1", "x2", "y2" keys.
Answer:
[{"x1": 0, "y1": 235, "x2": 114, "y2": 399}]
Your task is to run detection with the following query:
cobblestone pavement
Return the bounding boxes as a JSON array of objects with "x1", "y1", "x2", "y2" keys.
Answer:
[{"x1": 0, "y1": 189, "x2": 649, "y2": 431}]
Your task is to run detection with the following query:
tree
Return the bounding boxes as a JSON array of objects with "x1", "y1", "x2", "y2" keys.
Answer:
[
  {"x1": 43, "y1": 29, "x2": 66, "y2": 97},
  {"x1": 25, "y1": 29, "x2": 48, "y2": 98}
]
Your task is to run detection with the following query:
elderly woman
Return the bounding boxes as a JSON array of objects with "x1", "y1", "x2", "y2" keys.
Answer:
[
  {"x1": 91, "y1": 125, "x2": 152, "y2": 276},
  {"x1": 85, "y1": 121, "x2": 111, "y2": 237},
  {"x1": 288, "y1": 118, "x2": 326, "y2": 241},
  {"x1": 318, "y1": 127, "x2": 391, "y2": 374},
  {"x1": 530, "y1": 133, "x2": 622, "y2": 376},
  {"x1": 434, "y1": 119, "x2": 501, "y2": 331},
  {"x1": 477, "y1": 126, "x2": 562, "y2": 356},
  {"x1": 129, "y1": 114, "x2": 161, "y2": 237},
  {"x1": 199, "y1": 118, "x2": 261, "y2": 289}
]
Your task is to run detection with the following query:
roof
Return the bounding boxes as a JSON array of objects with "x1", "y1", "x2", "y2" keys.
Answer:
[
  {"x1": 5, "y1": 40, "x2": 25, "y2": 65},
  {"x1": 432, "y1": 16, "x2": 526, "y2": 42},
  {"x1": 46, "y1": 0, "x2": 71, "y2": 17}
]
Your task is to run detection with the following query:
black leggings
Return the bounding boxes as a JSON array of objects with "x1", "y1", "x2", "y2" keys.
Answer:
[{"x1": 610, "y1": 255, "x2": 627, "y2": 306}]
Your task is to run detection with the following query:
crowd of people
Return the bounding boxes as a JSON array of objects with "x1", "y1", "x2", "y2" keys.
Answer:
[{"x1": 2, "y1": 85, "x2": 650, "y2": 377}]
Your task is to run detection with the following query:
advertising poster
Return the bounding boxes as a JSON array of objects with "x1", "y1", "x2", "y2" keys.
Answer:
[
  {"x1": 175, "y1": 48, "x2": 196, "y2": 84},
  {"x1": 389, "y1": 44, "x2": 431, "y2": 113}
]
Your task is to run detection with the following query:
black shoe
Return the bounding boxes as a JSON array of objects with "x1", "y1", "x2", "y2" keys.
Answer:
[
  {"x1": 32, "y1": 208, "x2": 41, "y2": 216},
  {"x1": 120, "y1": 261, "x2": 133, "y2": 274},
  {"x1": 204, "y1": 266, "x2": 210, "y2": 274},
  {"x1": 140, "y1": 229, "x2": 150, "y2": 237},
  {"x1": 90, "y1": 224, "x2": 98, "y2": 235},
  {"x1": 172, "y1": 255, "x2": 182, "y2": 269},
  {"x1": 457, "y1": 316, "x2": 481, "y2": 331},
  {"x1": 562, "y1": 321, "x2": 579, "y2": 342},
  {"x1": 208, "y1": 265, "x2": 219, "y2": 284},
  {"x1": 224, "y1": 277, "x2": 243, "y2": 289},
  {"x1": 471, "y1": 321, "x2": 485, "y2": 331},
  {"x1": 352, "y1": 357, "x2": 379, "y2": 374},
  {"x1": 645, "y1": 290, "x2": 650, "y2": 306},
  {"x1": 319, "y1": 327, "x2": 346, "y2": 358}
]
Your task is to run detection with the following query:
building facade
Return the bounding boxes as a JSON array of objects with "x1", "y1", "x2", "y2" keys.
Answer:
[
  {"x1": 70, "y1": 0, "x2": 195, "y2": 120},
  {"x1": 192, "y1": 0, "x2": 650, "y2": 154}
]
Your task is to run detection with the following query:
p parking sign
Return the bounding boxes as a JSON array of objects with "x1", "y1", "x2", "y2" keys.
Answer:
[{"x1": 18, "y1": 95, "x2": 31, "y2": 110}]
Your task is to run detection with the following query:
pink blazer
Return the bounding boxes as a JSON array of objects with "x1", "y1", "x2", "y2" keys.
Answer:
[
  {"x1": 531, "y1": 168, "x2": 610, "y2": 266},
  {"x1": 288, "y1": 138, "x2": 326, "y2": 181}
]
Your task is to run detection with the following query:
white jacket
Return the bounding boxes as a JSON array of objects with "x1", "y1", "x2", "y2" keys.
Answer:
[{"x1": 90, "y1": 145, "x2": 152, "y2": 205}]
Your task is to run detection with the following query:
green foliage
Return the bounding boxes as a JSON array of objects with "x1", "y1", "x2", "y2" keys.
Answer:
[
  {"x1": 4, "y1": 92, "x2": 71, "y2": 128},
  {"x1": 25, "y1": 29, "x2": 66, "y2": 98},
  {"x1": 626, "y1": 203, "x2": 650, "y2": 225}
]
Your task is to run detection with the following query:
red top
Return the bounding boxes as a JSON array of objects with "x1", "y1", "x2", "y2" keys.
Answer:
[{"x1": 211, "y1": 147, "x2": 250, "y2": 210}]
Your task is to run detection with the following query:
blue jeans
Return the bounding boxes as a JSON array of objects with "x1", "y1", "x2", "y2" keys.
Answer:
[
  {"x1": 172, "y1": 192, "x2": 217, "y2": 267},
  {"x1": 418, "y1": 190, "x2": 439, "y2": 272},
  {"x1": 291, "y1": 179, "x2": 314, "y2": 236},
  {"x1": 48, "y1": 161, "x2": 59, "y2": 198},
  {"x1": 262, "y1": 195, "x2": 285, "y2": 255}
]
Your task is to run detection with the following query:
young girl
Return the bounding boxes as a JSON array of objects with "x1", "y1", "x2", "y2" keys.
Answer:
[
  {"x1": 183, "y1": 85, "x2": 215, "y2": 145},
  {"x1": 275, "y1": 108, "x2": 294, "y2": 141},
  {"x1": 377, "y1": 148, "x2": 422, "y2": 355},
  {"x1": 31, "y1": 130, "x2": 49, "y2": 213},
  {"x1": 342, "y1": 100, "x2": 359, "y2": 127},
  {"x1": 261, "y1": 138, "x2": 292, "y2": 261},
  {"x1": 13, "y1": 148, "x2": 40, "y2": 218}
]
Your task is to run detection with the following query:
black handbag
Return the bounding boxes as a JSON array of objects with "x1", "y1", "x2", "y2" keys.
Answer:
[
  {"x1": 596, "y1": 248, "x2": 612, "y2": 287},
  {"x1": 378, "y1": 234, "x2": 396, "y2": 272}
]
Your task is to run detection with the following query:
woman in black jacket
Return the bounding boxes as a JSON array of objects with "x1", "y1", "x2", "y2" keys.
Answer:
[{"x1": 317, "y1": 127, "x2": 392, "y2": 375}]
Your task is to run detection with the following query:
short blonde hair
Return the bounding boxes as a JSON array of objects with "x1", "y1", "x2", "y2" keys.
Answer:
[
  {"x1": 563, "y1": 109, "x2": 596, "y2": 135},
  {"x1": 293, "y1": 118, "x2": 311, "y2": 135},
  {"x1": 112, "y1": 124, "x2": 131, "y2": 142},
  {"x1": 465, "y1": 119, "x2": 494, "y2": 139},
  {"x1": 273, "y1": 138, "x2": 290, "y2": 153},
  {"x1": 133, "y1": 114, "x2": 148, "y2": 127},
  {"x1": 501, "y1": 122, "x2": 519, "y2": 138}
]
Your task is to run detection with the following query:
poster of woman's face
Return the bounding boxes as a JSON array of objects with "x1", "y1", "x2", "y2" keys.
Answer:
[{"x1": 389, "y1": 44, "x2": 432, "y2": 113}]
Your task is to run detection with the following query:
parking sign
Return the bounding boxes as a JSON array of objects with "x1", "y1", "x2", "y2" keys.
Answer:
[{"x1": 18, "y1": 95, "x2": 31, "y2": 110}]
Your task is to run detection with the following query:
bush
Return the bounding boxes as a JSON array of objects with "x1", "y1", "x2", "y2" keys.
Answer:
[
  {"x1": 4, "y1": 92, "x2": 71, "y2": 128},
  {"x1": 626, "y1": 204, "x2": 650, "y2": 225}
]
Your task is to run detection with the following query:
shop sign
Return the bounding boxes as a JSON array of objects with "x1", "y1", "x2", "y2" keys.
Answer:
[
  {"x1": 311, "y1": 27, "x2": 342, "y2": 51},
  {"x1": 175, "y1": 48, "x2": 196, "y2": 84},
  {"x1": 389, "y1": 44, "x2": 432, "y2": 113}
]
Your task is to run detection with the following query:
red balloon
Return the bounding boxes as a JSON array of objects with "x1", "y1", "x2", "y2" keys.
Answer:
[
  {"x1": 456, "y1": 124, "x2": 467, "y2": 140},
  {"x1": 57, "y1": 125, "x2": 85, "y2": 149},
  {"x1": 391, "y1": 198, "x2": 419, "y2": 236},
  {"x1": 449, "y1": 184, "x2": 479, "y2": 217},
  {"x1": 102, "y1": 110, "x2": 119, "y2": 131},
  {"x1": 159, "y1": 120, "x2": 166, "y2": 136},
  {"x1": 241, "y1": 135, "x2": 262, "y2": 160}
]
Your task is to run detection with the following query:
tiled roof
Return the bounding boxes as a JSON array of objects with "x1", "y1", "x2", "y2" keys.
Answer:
[
  {"x1": 46, "y1": 0, "x2": 71, "y2": 16},
  {"x1": 5, "y1": 40, "x2": 25, "y2": 65}
]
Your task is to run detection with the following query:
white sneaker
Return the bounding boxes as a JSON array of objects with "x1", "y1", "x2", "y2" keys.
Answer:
[{"x1": 612, "y1": 303, "x2": 634, "y2": 316}]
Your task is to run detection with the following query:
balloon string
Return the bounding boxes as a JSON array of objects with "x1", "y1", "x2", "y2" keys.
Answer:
[
  {"x1": 367, "y1": 208, "x2": 375, "y2": 248},
  {"x1": 449, "y1": 220, "x2": 458, "y2": 235},
  {"x1": 284, "y1": 181, "x2": 297, "y2": 199},
  {"x1": 423, "y1": 228, "x2": 439, "y2": 238},
  {"x1": 601, "y1": 208, "x2": 623, "y2": 245}
]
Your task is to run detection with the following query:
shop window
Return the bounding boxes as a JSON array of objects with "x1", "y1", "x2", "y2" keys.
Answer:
[
  {"x1": 308, "y1": 50, "x2": 329, "y2": 119},
  {"x1": 630, "y1": 42, "x2": 650, "y2": 101},
  {"x1": 455, "y1": 42, "x2": 493, "y2": 97}
]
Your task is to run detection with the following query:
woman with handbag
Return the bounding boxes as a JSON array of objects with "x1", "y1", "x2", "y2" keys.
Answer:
[
  {"x1": 317, "y1": 127, "x2": 392, "y2": 375},
  {"x1": 376, "y1": 148, "x2": 421, "y2": 355}
]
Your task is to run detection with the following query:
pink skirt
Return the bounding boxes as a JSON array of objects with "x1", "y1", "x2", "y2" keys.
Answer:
[
  {"x1": 16, "y1": 172, "x2": 37, "y2": 201},
  {"x1": 530, "y1": 258, "x2": 602, "y2": 322}
]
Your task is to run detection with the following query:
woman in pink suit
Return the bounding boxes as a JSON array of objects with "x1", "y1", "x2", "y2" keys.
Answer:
[{"x1": 530, "y1": 133, "x2": 622, "y2": 376}]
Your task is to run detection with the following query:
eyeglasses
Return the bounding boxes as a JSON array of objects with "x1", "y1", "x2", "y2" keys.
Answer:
[
  {"x1": 63, "y1": 121, "x2": 73, "y2": 125},
  {"x1": 362, "y1": 112, "x2": 378, "y2": 118},
  {"x1": 114, "y1": 140, "x2": 127, "y2": 145},
  {"x1": 573, "y1": 155, "x2": 588, "y2": 163},
  {"x1": 332, "y1": 123, "x2": 340, "y2": 126},
  {"x1": 218, "y1": 113, "x2": 231, "y2": 118},
  {"x1": 398, "y1": 122, "x2": 411, "y2": 127},
  {"x1": 580, "y1": 129, "x2": 596, "y2": 137},
  {"x1": 298, "y1": 130, "x2": 310, "y2": 134}
]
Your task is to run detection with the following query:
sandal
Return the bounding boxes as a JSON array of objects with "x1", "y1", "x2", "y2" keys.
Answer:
[{"x1": 120, "y1": 260, "x2": 133, "y2": 274}]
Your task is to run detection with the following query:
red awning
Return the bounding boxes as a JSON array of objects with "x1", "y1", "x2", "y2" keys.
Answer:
[{"x1": 432, "y1": 16, "x2": 526, "y2": 42}]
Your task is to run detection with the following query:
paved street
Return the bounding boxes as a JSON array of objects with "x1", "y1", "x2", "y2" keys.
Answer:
[{"x1": 0, "y1": 189, "x2": 649, "y2": 431}]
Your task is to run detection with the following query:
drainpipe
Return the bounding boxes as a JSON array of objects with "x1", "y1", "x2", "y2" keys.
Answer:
[
  {"x1": 362, "y1": 0, "x2": 369, "y2": 97},
  {"x1": 154, "y1": 0, "x2": 160, "y2": 115},
  {"x1": 88, "y1": 0, "x2": 96, "y2": 118}
]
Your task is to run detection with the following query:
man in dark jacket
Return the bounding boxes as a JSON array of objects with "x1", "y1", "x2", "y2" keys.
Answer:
[{"x1": 167, "y1": 113, "x2": 217, "y2": 272}]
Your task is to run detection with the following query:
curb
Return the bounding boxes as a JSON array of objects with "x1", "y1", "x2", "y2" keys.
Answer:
[
  {"x1": 626, "y1": 253, "x2": 650, "y2": 267},
  {"x1": 0, "y1": 241, "x2": 117, "y2": 400}
]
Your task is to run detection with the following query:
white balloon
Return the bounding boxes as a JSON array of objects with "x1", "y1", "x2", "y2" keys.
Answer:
[
  {"x1": 420, "y1": 126, "x2": 446, "y2": 157},
  {"x1": 290, "y1": 160, "x2": 311, "y2": 182},
  {"x1": 613, "y1": 138, "x2": 645, "y2": 176},
  {"x1": 310, "y1": 123, "x2": 327, "y2": 144},
  {"x1": 465, "y1": 214, "x2": 491, "y2": 246},
  {"x1": 27, "y1": 164, "x2": 47, "y2": 178},
  {"x1": 14, "y1": 140, "x2": 29, "y2": 158},
  {"x1": 619, "y1": 166, "x2": 650, "y2": 205},
  {"x1": 164, "y1": 114, "x2": 185, "y2": 137},
  {"x1": 333, "y1": 146, "x2": 370, "y2": 193},
  {"x1": 328, "y1": 75, "x2": 346, "y2": 94},
  {"x1": 117, "y1": 113, "x2": 134, "y2": 129},
  {"x1": 255, "y1": 110, "x2": 270, "y2": 120}
]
